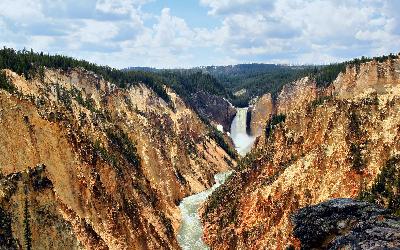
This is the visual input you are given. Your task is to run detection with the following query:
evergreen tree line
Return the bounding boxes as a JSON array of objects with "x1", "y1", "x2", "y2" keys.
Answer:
[
  {"x1": 308, "y1": 53, "x2": 399, "y2": 88},
  {"x1": 1, "y1": 47, "x2": 397, "y2": 108},
  {"x1": 198, "y1": 64, "x2": 313, "y2": 107},
  {"x1": 0, "y1": 47, "x2": 171, "y2": 103},
  {"x1": 158, "y1": 70, "x2": 228, "y2": 99}
]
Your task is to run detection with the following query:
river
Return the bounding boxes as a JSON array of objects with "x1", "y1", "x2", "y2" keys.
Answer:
[{"x1": 177, "y1": 107, "x2": 255, "y2": 250}]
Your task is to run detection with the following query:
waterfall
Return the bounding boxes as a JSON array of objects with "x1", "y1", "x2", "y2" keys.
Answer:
[
  {"x1": 177, "y1": 107, "x2": 255, "y2": 249},
  {"x1": 230, "y1": 107, "x2": 255, "y2": 156}
]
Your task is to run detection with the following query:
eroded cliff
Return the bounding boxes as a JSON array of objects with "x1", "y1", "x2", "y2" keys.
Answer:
[
  {"x1": 189, "y1": 91, "x2": 236, "y2": 133},
  {"x1": 0, "y1": 67, "x2": 235, "y2": 249},
  {"x1": 201, "y1": 57, "x2": 400, "y2": 249}
]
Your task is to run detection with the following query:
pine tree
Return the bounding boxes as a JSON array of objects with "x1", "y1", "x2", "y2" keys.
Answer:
[{"x1": 23, "y1": 196, "x2": 32, "y2": 250}]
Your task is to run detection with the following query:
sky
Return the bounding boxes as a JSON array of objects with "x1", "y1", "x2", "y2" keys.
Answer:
[{"x1": 0, "y1": 0, "x2": 399, "y2": 68}]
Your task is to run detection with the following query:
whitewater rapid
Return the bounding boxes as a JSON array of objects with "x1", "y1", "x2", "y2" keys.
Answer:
[
  {"x1": 177, "y1": 107, "x2": 255, "y2": 250},
  {"x1": 177, "y1": 171, "x2": 232, "y2": 249}
]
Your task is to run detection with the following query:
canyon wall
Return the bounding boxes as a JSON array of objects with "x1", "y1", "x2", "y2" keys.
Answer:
[
  {"x1": 248, "y1": 76, "x2": 318, "y2": 137},
  {"x1": 0, "y1": 68, "x2": 236, "y2": 249},
  {"x1": 201, "y1": 57, "x2": 400, "y2": 249},
  {"x1": 189, "y1": 90, "x2": 236, "y2": 132},
  {"x1": 248, "y1": 93, "x2": 273, "y2": 136}
]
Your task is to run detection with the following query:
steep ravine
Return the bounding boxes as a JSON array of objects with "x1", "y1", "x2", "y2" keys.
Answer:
[
  {"x1": 0, "y1": 68, "x2": 236, "y2": 249},
  {"x1": 177, "y1": 107, "x2": 255, "y2": 249}
]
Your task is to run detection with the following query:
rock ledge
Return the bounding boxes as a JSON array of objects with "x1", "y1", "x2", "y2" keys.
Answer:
[{"x1": 292, "y1": 198, "x2": 400, "y2": 249}]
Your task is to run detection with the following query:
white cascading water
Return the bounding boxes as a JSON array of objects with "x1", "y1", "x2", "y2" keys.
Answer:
[
  {"x1": 177, "y1": 107, "x2": 255, "y2": 250},
  {"x1": 230, "y1": 107, "x2": 256, "y2": 156},
  {"x1": 177, "y1": 171, "x2": 232, "y2": 249}
]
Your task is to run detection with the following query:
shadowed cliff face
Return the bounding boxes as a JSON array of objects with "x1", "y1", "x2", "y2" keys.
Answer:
[
  {"x1": 0, "y1": 68, "x2": 236, "y2": 249},
  {"x1": 190, "y1": 90, "x2": 237, "y2": 132},
  {"x1": 200, "y1": 57, "x2": 400, "y2": 249}
]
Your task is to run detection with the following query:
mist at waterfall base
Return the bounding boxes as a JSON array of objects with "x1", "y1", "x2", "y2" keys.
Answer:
[
  {"x1": 230, "y1": 108, "x2": 256, "y2": 156},
  {"x1": 177, "y1": 107, "x2": 255, "y2": 250}
]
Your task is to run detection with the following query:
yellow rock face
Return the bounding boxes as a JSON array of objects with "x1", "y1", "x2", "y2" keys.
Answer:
[
  {"x1": 0, "y1": 68, "x2": 235, "y2": 249},
  {"x1": 249, "y1": 93, "x2": 273, "y2": 136},
  {"x1": 201, "y1": 57, "x2": 400, "y2": 250}
]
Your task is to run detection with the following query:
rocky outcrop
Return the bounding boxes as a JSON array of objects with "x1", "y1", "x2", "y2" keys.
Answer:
[
  {"x1": 200, "y1": 57, "x2": 400, "y2": 249},
  {"x1": 292, "y1": 198, "x2": 400, "y2": 249},
  {"x1": 248, "y1": 93, "x2": 273, "y2": 136},
  {"x1": 0, "y1": 165, "x2": 84, "y2": 250},
  {"x1": 248, "y1": 77, "x2": 317, "y2": 136},
  {"x1": 332, "y1": 58, "x2": 400, "y2": 99},
  {"x1": 276, "y1": 76, "x2": 318, "y2": 114},
  {"x1": 189, "y1": 90, "x2": 236, "y2": 132},
  {"x1": 0, "y1": 67, "x2": 236, "y2": 249}
]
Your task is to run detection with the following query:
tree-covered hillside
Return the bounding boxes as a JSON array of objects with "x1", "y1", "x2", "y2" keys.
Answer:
[
  {"x1": 158, "y1": 70, "x2": 228, "y2": 100},
  {"x1": 0, "y1": 47, "x2": 171, "y2": 103},
  {"x1": 199, "y1": 64, "x2": 311, "y2": 106},
  {"x1": 4, "y1": 47, "x2": 397, "y2": 110}
]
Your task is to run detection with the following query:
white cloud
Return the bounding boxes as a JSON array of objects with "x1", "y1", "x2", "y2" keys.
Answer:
[
  {"x1": 96, "y1": 0, "x2": 152, "y2": 14},
  {"x1": 0, "y1": 0, "x2": 44, "y2": 21},
  {"x1": 198, "y1": 0, "x2": 400, "y2": 64},
  {"x1": 71, "y1": 20, "x2": 119, "y2": 43},
  {"x1": 200, "y1": 0, "x2": 275, "y2": 15},
  {"x1": 152, "y1": 8, "x2": 195, "y2": 48},
  {"x1": 0, "y1": 0, "x2": 399, "y2": 67}
]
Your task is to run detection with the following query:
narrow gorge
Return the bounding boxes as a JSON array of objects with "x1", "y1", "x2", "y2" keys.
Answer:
[
  {"x1": 177, "y1": 106, "x2": 255, "y2": 249},
  {"x1": 0, "y1": 62, "x2": 236, "y2": 249}
]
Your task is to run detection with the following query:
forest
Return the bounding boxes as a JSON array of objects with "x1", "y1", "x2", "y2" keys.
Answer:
[
  {"x1": 0, "y1": 47, "x2": 171, "y2": 103},
  {"x1": 200, "y1": 64, "x2": 312, "y2": 106},
  {"x1": 1, "y1": 47, "x2": 397, "y2": 109}
]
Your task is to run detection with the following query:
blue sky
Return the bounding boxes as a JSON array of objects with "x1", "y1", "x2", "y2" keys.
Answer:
[{"x1": 0, "y1": 0, "x2": 399, "y2": 68}]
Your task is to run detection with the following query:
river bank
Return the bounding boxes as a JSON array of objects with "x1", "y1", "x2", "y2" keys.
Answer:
[{"x1": 177, "y1": 107, "x2": 255, "y2": 249}]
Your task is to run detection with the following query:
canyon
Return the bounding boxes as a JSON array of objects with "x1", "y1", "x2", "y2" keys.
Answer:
[
  {"x1": 177, "y1": 105, "x2": 254, "y2": 250},
  {"x1": 1, "y1": 51, "x2": 399, "y2": 250},
  {"x1": 3, "y1": 1, "x2": 400, "y2": 249}
]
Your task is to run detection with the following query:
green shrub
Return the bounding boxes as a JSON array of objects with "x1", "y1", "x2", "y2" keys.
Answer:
[
  {"x1": 265, "y1": 114, "x2": 286, "y2": 138},
  {"x1": 350, "y1": 143, "x2": 365, "y2": 172},
  {"x1": 309, "y1": 96, "x2": 333, "y2": 109},
  {"x1": 0, "y1": 71, "x2": 15, "y2": 93},
  {"x1": 359, "y1": 156, "x2": 400, "y2": 215},
  {"x1": 0, "y1": 207, "x2": 18, "y2": 248},
  {"x1": 106, "y1": 129, "x2": 140, "y2": 168},
  {"x1": 208, "y1": 128, "x2": 237, "y2": 159},
  {"x1": 347, "y1": 108, "x2": 366, "y2": 172},
  {"x1": 23, "y1": 197, "x2": 32, "y2": 250}
]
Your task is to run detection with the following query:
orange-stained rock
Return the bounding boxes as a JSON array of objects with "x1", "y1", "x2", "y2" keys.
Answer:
[
  {"x1": 200, "y1": 57, "x2": 400, "y2": 249},
  {"x1": 249, "y1": 93, "x2": 274, "y2": 136},
  {"x1": 0, "y1": 68, "x2": 236, "y2": 249}
]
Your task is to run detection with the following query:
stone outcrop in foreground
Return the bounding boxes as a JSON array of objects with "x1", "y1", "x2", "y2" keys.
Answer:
[{"x1": 292, "y1": 198, "x2": 400, "y2": 249}]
